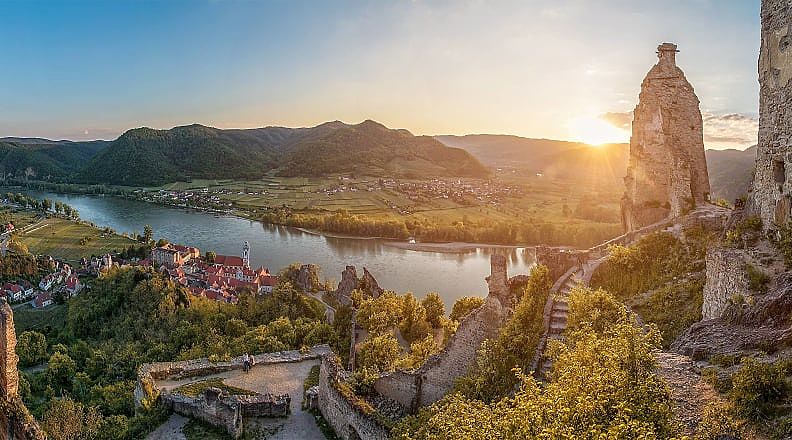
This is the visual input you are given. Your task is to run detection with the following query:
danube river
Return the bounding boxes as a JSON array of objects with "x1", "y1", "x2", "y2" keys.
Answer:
[{"x1": 16, "y1": 190, "x2": 534, "y2": 307}]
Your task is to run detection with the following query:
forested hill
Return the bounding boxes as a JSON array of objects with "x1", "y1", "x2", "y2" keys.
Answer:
[
  {"x1": 0, "y1": 138, "x2": 109, "y2": 180},
  {"x1": 438, "y1": 134, "x2": 757, "y2": 202},
  {"x1": 75, "y1": 120, "x2": 489, "y2": 186}
]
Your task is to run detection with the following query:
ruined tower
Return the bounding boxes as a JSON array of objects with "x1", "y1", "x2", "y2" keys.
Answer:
[
  {"x1": 751, "y1": 1, "x2": 792, "y2": 228},
  {"x1": 621, "y1": 43, "x2": 711, "y2": 232}
]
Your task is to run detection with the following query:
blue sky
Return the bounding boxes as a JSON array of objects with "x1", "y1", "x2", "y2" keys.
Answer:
[{"x1": 0, "y1": 0, "x2": 761, "y2": 148}]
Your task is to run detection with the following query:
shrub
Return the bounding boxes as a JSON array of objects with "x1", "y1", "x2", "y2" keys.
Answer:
[
  {"x1": 746, "y1": 264, "x2": 770, "y2": 293},
  {"x1": 449, "y1": 296, "x2": 485, "y2": 322},
  {"x1": 729, "y1": 358, "x2": 790, "y2": 420}
]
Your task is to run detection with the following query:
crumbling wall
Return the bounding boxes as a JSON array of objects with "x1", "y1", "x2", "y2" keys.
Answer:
[
  {"x1": 373, "y1": 255, "x2": 512, "y2": 411},
  {"x1": 702, "y1": 248, "x2": 750, "y2": 320},
  {"x1": 622, "y1": 43, "x2": 710, "y2": 232},
  {"x1": 751, "y1": 0, "x2": 792, "y2": 229},
  {"x1": 318, "y1": 356, "x2": 390, "y2": 440}
]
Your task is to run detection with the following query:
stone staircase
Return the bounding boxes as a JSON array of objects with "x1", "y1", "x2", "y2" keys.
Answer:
[{"x1": 536, "y1": 269, "x2": 582, "y2": 378}]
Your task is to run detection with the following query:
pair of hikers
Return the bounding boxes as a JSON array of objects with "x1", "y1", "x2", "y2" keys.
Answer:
[{"x1": 242, "y1": 353, "x2": 255, "y2": 372}]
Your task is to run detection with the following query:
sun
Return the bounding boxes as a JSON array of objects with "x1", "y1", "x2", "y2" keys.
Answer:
[{"x1": 568, "y1": 115, "x2": 629, "y2": 146}]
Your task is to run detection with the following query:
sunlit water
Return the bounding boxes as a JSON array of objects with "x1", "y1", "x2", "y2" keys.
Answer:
[{"x1": 14, "y1": 190, "x2": 534, "y2": 307}]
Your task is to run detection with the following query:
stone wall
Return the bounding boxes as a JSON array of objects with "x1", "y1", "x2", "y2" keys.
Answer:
[
  {"x1": 751, "y1": 0, "x2": 792, "y2": 228},
  {"x1": 136, "y1": 345, "x2": 330, "y2": 407},
  {"x1": 373, "y1": 255, "x2": 513, "y2": 412},
  {"x1": 318, "y1": 355, "x2": 390, "y2": 440},
  {"x1": 702, "y1": 248, "x2": 750, "y2": 320},
  {"x1": 622, "y1": 43, "x2": 710, "y2": 232}
]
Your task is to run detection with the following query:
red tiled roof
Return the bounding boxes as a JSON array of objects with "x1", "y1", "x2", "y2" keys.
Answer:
[{"x1": 214, "y1": 255, "x2": 244, "y2": 267}]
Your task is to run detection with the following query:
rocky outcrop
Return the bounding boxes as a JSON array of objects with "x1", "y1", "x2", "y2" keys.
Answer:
[
  {"x1": 360, "y1": 268, "x2": 384, "y2": 298},
  {"x1": 702, "y1": 248, "x2": 750, "y2": 320},
  {"x1": 334, "y1": 266, "x2": 358, "y2": 306},
  {"x1": 293, "y1": 264, "x2": 321, "y2": 292},
  {"x1": 0, "y1": 299, "x2": 46, "y2": 440},
  {"x1": 622, "y1": 43, "x2": 710, "y2": 232},
  {"x1": 751, "y1": 0, "x2": 792, "y2": 228},
  {"x1": 674, "y1": 272, "x2": 792, "y2": 359}
]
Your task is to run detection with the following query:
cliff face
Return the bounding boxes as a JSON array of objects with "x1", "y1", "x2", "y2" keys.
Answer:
[
  {"x1": 751, "y1": 0, "x2": 792, "y2": 228},
  {"x1": 622, "y1": 43, "x2": 711, "y2": 232}
]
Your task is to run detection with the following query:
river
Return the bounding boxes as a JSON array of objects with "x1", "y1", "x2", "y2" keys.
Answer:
[{"x1": 13, "y1": 190, "x2": 535, "y2": 308}]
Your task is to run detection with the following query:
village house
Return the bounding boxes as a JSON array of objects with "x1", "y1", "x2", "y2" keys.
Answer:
[
  {"x1": 152, "y1": 243, "x2": 200, "y2": 267},
  {"x1": 33, "y1": 292, "x2": 53, "y2": 308}
]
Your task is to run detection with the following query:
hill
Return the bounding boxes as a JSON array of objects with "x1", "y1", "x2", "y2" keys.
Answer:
[
  {"x1": 438, "y1": 134, "x2": 756, "y2": 201},
  {"x1": 705, "y1": 146, "x2": 756, "y2": 202},
  {"x1": 0, "y1": 138, "x2": 109, "y2": 180},
  {"x1": 77, "y1": 121, "x2": 488, "y2": 185}
]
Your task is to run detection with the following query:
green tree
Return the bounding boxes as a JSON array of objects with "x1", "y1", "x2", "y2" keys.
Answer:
[
  {"x1": 205, "y1": 251, "x2": 217, "y2": 264},
  {"x1": 142, "y1": 225, "x2": 153, "y2": 244},
  {"x1": 399, "y1": 293, "x2": 431, "y2": 344},
  {"x1": 449, "y1": 296, "x2": 485, "y2": 322},
  {"x1": 45, "y1": 352, "x2": 77, "y2": 393},
  {"x1": 17, "y1": 331, "x2": 47, "y2": 367},
  {"x1": 357, "y1": 333, "x2": 401, "y2": 372},
  {"x1": 42, "y1": 198, "x2": 52, "y2": 212},
  {"x1": 41, "y1": 396, "x2": 102, "y2": 440},
  {"x1": 421, "y1": 292, "x2": 445, "y2": 329}
]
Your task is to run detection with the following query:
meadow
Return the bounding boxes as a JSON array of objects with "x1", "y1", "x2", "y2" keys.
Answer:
[{"x1": 17, "y1": 217, "x2": 136, "y2": 263}]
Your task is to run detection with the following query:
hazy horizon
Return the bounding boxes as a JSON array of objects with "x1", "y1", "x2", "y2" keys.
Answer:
[{"x1": 1, "y1": 0, "x2": 761, "y2": 150}]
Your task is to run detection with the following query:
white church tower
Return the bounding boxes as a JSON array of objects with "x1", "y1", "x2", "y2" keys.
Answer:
[{"x1": 242, "y1": 241, "x2": 250, "y2": 269}]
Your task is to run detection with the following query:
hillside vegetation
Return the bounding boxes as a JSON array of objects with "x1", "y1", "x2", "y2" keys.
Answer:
[
  {"x1": 76, "y1": 120, "x2": 488, "y2": 185},
  {"x1": 0, "y1": 139, "x2": 108, "y2": 181}
]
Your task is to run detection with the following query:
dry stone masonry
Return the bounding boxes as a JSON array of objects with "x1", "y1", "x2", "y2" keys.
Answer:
[
  {"x1": 751, "y1": 0, "x2": 792, "y2": 228},
  {"x1": 622, "y1": 43, "x2": 710, "y2": 232}
]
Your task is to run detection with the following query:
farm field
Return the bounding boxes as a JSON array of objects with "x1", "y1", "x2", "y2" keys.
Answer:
[{"x1": 17, "y1": 217, "x2": 136, "y2": 263}]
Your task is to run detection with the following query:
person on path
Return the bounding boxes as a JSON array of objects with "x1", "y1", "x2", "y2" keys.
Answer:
[{"x1": 243, "y1": 353, "x2": 251, "y2": 372}]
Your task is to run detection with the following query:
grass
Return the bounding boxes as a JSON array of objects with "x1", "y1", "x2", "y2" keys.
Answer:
[
  {"x1": 17, "y1": 217, "x2": 136, "y2": 263},
  {"x1": 182, "y1": 418, "x2": 234, "y2": 440},
  {"x1": 304, "y1": 365, "x2": 320, "y2": 391},
  {"x1": 174, "y1": 378, "x2": 256, "y2": 398},
  {"x1": 12, "y1": 303, "x2": 67, "y2": 334}
]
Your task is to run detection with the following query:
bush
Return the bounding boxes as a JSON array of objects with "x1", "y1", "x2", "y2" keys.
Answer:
[
  {"x1": 449, "y1": 296, "x2": 485, "y2": 322},
  {"x1": 746, "y1": 264, "x2": 770, "y2": 293},
  {"x1": 729, "y1": 358, "x2": 790, "y2": 420}
]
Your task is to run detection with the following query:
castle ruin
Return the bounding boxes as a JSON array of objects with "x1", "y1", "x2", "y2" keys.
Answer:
[
  {"x1": 621, "y1": 43, "x2": 711, "y2": 232},
  {"x1": 750, "y1": 0, "x2": 792, "y2": 228}
]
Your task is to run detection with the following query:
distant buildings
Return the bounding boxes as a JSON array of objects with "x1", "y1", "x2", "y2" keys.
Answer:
[{"x1": 148, "y1": 241, "x2": 277, "y2": 304}]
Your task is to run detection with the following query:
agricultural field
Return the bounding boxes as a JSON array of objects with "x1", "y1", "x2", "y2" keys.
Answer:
[{"x1": 17, "y1": 217, "x2": 136, "y2": 263}]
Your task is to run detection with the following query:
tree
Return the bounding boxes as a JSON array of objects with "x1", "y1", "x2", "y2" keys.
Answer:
[
  {"x1": 42, "y1": 198, "x2": 52, "y2": 212},
  {"x1": 142, "y1": 225, "x2": 153, "y2": 244},
  {"x1": 399, "y1": 293, "x2": 431, "y2": 344},
  {"x1": 155, "y1": 238, "x2": 168, "y2": 247},
  {"x1": 205, "y1": 251, "x2": 217, "y2": 264},
  {"x1": 46, "y1": 352, "x2": 77, "y2": 393},
  {"x1": 41, "y1": 396, "x2": 102, "y2": 440},
  {"x1": 356, "y1": 291, "x2": 402, "y2": 335},
  {"x1": 450, "y1": 296, "x2": 485, "y2": 322},
  {"x1": 358, "y1": 333, "x2": 401, "y2": 372},
  {"x1": 421, "y1": 292, "x2": 445, "y2": 329},
  {"x1": 17, "y1": 331, "x2": 47, "y2": 367}
]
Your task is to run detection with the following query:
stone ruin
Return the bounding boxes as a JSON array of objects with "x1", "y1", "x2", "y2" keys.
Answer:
[
  {"x1": 317, "y1": 254, "x2": 520, "y2": 440},
  {"x1": 333, "y1": 265, "x2": 384, "y2": 306},
  {"x1": 136, "y1": 346, "x2": 330, "y2": 439},
  {"x1": 0, "y1": 299, "x2": 46, "y2": 440},
  {"x1": 750, "y1": 0, "x2": 792, "y2": 229},
  {"x1": 621, "y1": 43, "x2": 711, "y2": 232}
]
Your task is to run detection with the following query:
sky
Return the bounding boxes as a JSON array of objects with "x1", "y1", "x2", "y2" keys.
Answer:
[{"x1": 0, "y1": 0, "x2": 761, "y2": 149}]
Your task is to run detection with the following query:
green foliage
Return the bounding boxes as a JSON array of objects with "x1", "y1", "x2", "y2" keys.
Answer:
[
  {"x1": 449, "y1": 296, "x2": 485, "y2": 322},
  {"x1": 304, "y1": 365, "x2": 320, "y2": 392},
  {"x1": 566, "y1": 285, "x2": 627, "y2": 335},
  {"x1": 454, "y1": 265, "x2": 551, "y2": 402},
  {"x1": 746, "y1": 264, "x2": 770, "y2": 293},
  {"x1": 174, "y1": 378, "x2": 256, "y2": 397},
  {"x1": 395, "y1": 296, "x2": 680, "y2": 438},
  {"x1": 421, "y1": 292, "x2": 444, "y2": 329},
  {"x1": 16, "y1": 331, "x2": 47, "y2": 367},
  {"x1": 775, "y1": 222, "x2": 792, "y2": 267},
  {"x1": 396, "y1": 335, "x2": 439, "y2": 371},
  {"x1": 591, "y1": 229, "x2": 712, "y2": 347},
  {"x1": 729, "y1": 358, "x2": 791, "y2": 421},
  {"x1": 724, "y1": 216, "x2": 762, "y2": 247},
  {"x1": 356, "y1": 291, "x2": 402, "y2": 335},
  {"x1": 41, "y1": 396, "x2": 102, "y2": 440},
  {"x1": 399, "y1": 294, "x2": 431, "y2": 344},
  {"x1": 45, "y1": 352, "x2": 77, "y2": 394},
  {"x1": 357, "y1": 333, "x2": 401, "y2": 372}
]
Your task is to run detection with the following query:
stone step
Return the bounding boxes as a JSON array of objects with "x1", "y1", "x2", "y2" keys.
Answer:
[
  {"x1": 549, "y1": 322, "x2": 566, "y2": 333},
  {"x1": 551, "y1": 310, "x2": 567, "y2": 320},
  {"x1": 548, "y1": 333, "x2": 565, "y2": 341},
  {"x1": 554, "y1": 301, "x2": 569, "y2": 311}
]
